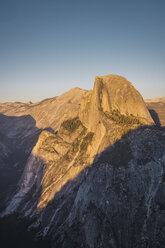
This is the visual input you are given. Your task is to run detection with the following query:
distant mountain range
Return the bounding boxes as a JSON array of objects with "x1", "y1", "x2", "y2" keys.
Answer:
[
  {"x1": 0, "y1": 75, "x2": 165, "y2": 248},
  {"x1": 145, "y1": 97, "x2": 165, "y2": 103}
]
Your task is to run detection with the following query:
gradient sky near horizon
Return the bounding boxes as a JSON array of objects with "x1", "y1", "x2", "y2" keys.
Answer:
[{"x1": 0, "y1": 0, "x2": 165, "y2": 102}]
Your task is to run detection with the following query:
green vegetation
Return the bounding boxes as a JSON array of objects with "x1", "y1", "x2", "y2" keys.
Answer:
[
  {"x1": 40, "y1": 135, "x2": 65, "y2": 153},
  {"x1": 63, "y1": 152, "x2": 70, "y2": 161},
  {"x1": 40, "y1": 143, "x2": 59, "y2": 154},
  {"x1": 61, "y1": 117, "x2": 82, "y2": 132},
  {"x1": 72, "y1": 138, "x2": 80, "y2": 153},
  {"x1": 80, "y1": 132, "x2": 94, "y2": 151},
  {"x1": 105, "y1": 109, "x2": 141, "y2": 125},
  {"x1": 71, "y1": 126, "x2": 87, "y2": 153}
]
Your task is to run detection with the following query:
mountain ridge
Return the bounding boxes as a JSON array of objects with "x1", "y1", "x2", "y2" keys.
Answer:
[{"x1": 0, "y1": 74, "x2": 165, "y2": 247}]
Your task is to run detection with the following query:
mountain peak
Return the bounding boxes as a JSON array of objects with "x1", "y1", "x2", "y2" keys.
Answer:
[
  {"x1": 95, "y1": 74, "x2": 127, "y2": 81},
  {"x1": 79, "y1": 74, "x2": 154, "y2": 132}
]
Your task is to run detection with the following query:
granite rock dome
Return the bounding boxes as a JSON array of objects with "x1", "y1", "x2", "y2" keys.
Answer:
[{"x1": 79, "y1": 75, "x2": 154, "y2": 131}]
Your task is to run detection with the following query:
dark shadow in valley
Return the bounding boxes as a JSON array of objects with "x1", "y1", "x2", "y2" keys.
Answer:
[
  {"x1": 0, "y1": 154, "x2": 50, "y2": 247},
  {"x1": 148, "y1": 109, "x2": 161, "y2": 127},
  {"x1": 34, "y1": 125, "x2": 165, "y2": 248},
  {"x1": 0, "y1": 213, "x2": 51, "y2": 248},
  {"x1": 44, "y1": 125, "x2": 165, "y2": 248},
  {"x1": 0, "y1": 113, "x2": 42, "y2": 210},
  {"x1": 43, "y1": 127, "x2": 58, "y2": 134},
  {"x1": 1, "y1": 121, "x2": 165, "y2": 247}
]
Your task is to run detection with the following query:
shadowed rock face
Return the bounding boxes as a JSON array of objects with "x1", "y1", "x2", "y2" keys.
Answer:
[
  {"x1": 2, "y1": 75, "x2": 154, "y2": 217},
  {"x1": 49, "y1": 127, "x2": 165, "y2": 248},
  {"x1": 145, "y1": 99, "x2": 165, "y2": 127},
  {"x1": 0, "y1": 88, "x2": 88, "y2": 210},
  {"x1": 79, "y1": 75, "x2": 154, "y2": 132},
  {"x1": 1, "y1": 75, "x2": 164, "y2": 248},
  {"x1": 3, "y1": 126, "x2": 165, "y2": 248},
  {"x1": 0, "y1": 114, "x2": 41, "y2": 210}
]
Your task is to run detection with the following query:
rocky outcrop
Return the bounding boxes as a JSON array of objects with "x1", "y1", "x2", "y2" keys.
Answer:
[
  {"x1": 79, "y1": 75, "x2": 153, "y2": 132},
  {"x1": 47, "y1": 126, "x2": 165, "y2": 248},
  {"x1": 0, "y1": 88, "x2": 88, "y2": 209},
  {"x1": 1, "y1": 74, "x2": 163, "y2": 248},
  {"x1": 3, "y1": 126, "x2": 165, "y2": 248},
  {"x1": 2, "y1": 75, "x2": 154, "y2": 217},
  {"x1": 0, "y1": 87, "x2": 88, "y2": 131}
]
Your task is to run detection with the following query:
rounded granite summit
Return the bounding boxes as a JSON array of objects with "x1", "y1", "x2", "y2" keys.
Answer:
[{"x1": 79, "y1": 74, "x2": 154, "y2": 131}]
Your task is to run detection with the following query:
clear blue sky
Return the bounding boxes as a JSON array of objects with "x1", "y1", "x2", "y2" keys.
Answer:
[{"x1": 0, "y1": 0, "x2": 165, "y2": 102}]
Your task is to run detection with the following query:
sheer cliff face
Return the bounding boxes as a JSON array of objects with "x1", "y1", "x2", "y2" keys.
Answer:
[
  {"x1": 2, "y1": 75, "x2": 154, "y2": 216},
  {"x1": 3, "y1": 126, "x2": 165, "y2": 248},
  {"x1": 49, "y1": 127, "x2": 165, "y2": 248},
  {"x1": 79, "y1": 75, "x2": 153, "y2": 132},
  {"x1": 0, "y1": 88, "x2": 88, "y2": 209},
  {"x1": 2, "y1": 75, "x2": 165, "y2": 248}
]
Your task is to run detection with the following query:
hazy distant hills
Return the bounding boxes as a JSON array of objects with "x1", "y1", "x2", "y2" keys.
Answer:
[
  {"x1": 0, "y1": 87, "x2": 88, "y2": 131},
  {"x1": 145, "y1": 97, "x2": 165, "y2": 103},
  {"x1": 0, "y1": 75, "x2": 165, "y2": 248}
]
